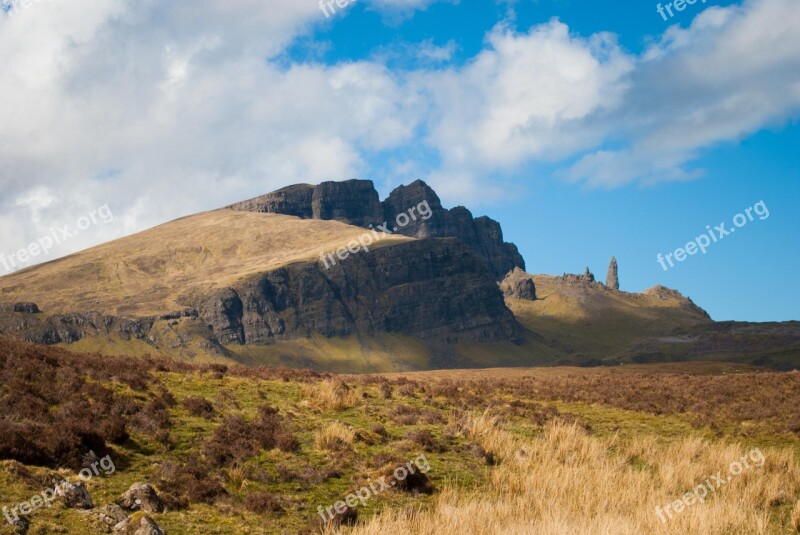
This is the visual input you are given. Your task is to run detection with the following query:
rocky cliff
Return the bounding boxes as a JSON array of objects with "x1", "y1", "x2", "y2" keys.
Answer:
[
  {"x1": 0, "y1": 238, "x2": 522, "y2": 365},
  {"x1": 228, "y1": 179, "x2": 525, "y2": 279},
  {"x1": 198, "y1": 238, "x2": 521, "y2": 349}
]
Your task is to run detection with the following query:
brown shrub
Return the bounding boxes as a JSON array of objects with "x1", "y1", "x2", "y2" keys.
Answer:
[
  {"x1": 156, "y1": 458, "x2": 227, "y2": 506},
  {"x1": 183, "y1": 396, "x2": 216, "y2": 419},
  {"x1": 203, "y1": 405, "x2": 294, "y2": 466},
  {"x1": 244, "y1": 491, "x2": 284, "y2": 514},
  {"x1": 407, "y1": 429, "x2": 446, "y2": 453}
]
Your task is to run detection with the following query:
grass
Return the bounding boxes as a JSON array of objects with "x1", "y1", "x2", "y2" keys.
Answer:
[
  {"x1": 1, "y1": 338, "x2": 799, "y2": 534},
  {"x1": 0, "y1": 210, "x2": 411, "y2": 317}
]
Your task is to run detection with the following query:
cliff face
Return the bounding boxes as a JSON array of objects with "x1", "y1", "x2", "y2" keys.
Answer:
[
  {"x1": 228, "y1": 179, "x2": 525, "y2": 279},
  {"x1": 0, "y1": 240, "x2": 522, "y2": 362},
  {"x1": 198, "y1": 238, "x2": 521, "y2": 348}
]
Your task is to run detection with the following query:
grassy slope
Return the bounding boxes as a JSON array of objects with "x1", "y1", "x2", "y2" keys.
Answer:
[
  {"x1": 2, "y1": 354, "x2": 799, "y2": 535},
  {"x1": 0, "y1": 210, "x2": 411, "y2": 317},
  {"x1": 508, "y1": 275, "x2": 712, "y2": 360}
]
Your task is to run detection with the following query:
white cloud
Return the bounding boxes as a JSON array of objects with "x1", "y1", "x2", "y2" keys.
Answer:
[
  {"x1": 0, "y1": 0, "x2": 798, "y2": 269},
  {"x1": 564, "y1": 0, "x2": 800, "y2": 187}
]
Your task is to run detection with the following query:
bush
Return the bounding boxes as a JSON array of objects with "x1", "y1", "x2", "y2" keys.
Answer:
[
  {"x1": 244, "y1": 491, "x2": 284, "y2": 514},
  {"x1": 203, "y1": 405, "x2": 295, "y2": 466},
  {"x1": 183, "y1": 396, "x2": 216, "y2": 419}
]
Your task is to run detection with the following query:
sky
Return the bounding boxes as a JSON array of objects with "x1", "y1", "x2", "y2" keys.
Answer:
[{"x1": 0, "y1": 0, "x2": 798, "y2": 321}]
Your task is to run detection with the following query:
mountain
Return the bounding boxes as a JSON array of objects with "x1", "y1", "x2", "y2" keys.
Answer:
[
  {"x1": 503, "y1": 269, "x2": 800, "y2": 368},
  {"x1": 0, "y1": 180, "x2": 795, "y2": 372},
  {"x1": 0, "y1": 181, "x2": 535, "y2": 371},
  {"x1": 227, "y1": 179, "x2": 525, "y2": 279}
]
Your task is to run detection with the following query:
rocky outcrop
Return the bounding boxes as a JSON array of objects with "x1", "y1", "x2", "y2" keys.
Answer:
[
  {"x1": 606, "y1": 257, "x2": 619, "y2": 290},
  {"x1": 561, "y1": 268, "x2": 596, "y2": 285},
  {"x1": 0, "y1": 302, "x2": 40, "y2": 314},
  {"x1": 228, "y1": 179, "x2": 525, "y2": 279},
  {"x1": 198, "y1": 238, "x2": 522, "y2": 350},
  {"x1": 0, "y1": 239, "x2": 522, "y2": 362},
  {"x1": 383, "y1": 181, "x2": 525, "y2": 279},
  {"x1": 501, "y1": 268, "x2": 537, "y2": 300},
  {"x1": 0, "y1": 308, "x2": 155, "y2": 346},
  {"x1": 226, "y1": 183, "x2": 314, "y2": 218},
  {"x1": 113, "y1": 513, "x2": 165, "y2": 535},
  {"x1": 118, "y1": 483, "x2": 164, "y2": 514},
  {"x1": 311, "y1": 179, "x2": 383, "y2": 227},
  {"x1": 227, "y1": 179, "x2": 383, "y2": 227}
]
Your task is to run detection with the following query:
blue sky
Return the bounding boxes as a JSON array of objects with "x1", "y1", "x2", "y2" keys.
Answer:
[
  {"x1": 302, "y1": 0, "x2": 799, "y2": 321},
  {"x1": 0, "y1": 0, "x2": 798, "y2": 321}
]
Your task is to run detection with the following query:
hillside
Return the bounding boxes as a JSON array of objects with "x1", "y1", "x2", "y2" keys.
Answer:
[
  {"x1": 0, "y1": 185, "x2": 528, "y2": 370},
  {"x1": 0, "y1": 210, "x2": 411, "y2": 317},
  {"x1": 0, "y1": 180, "x2": 795, "y2": 372},
  {"x1": 505, "y1": 271, "x2": 800, "y2": 367},
  {"x1": 0, "y1": 337, "x2": 799, "y2": 534}
]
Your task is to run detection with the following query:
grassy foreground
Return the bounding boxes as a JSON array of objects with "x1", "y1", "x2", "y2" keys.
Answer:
[{"x1": 0, "y1": 338, "x2": 799, "y2": 534}]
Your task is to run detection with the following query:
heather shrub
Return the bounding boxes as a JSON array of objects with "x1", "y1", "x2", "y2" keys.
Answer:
[{"x1": 183, "y1": 396, "x2": 216, "y2": 419}]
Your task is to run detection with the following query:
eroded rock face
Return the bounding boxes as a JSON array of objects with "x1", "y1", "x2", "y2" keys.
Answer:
[
  {"x1": 228, "y1": 179, "x2": 526, "y2": 279},
  {"x1": 501, "y1": 268, "x2": 537, "y2": 301},
  {"x1": 0, "y1": 310, "x2": 154, "y2": 346},
  {"x1": 311, "y1": 179, "x2": 384, "y2": 227},
  {"x1": 382, "y1": 181, "x2": 525, "y2": 279},
  {"x1": 199, "y1": 238, "x2": 522, "y2": 348},
  {"x1": 227, "y1": 179, "x2": 384, "y2": 227},
  {"x1": 226, "y1": 183, "x2": 314, "y2": 218},
  {"x1": 606, "y1": 257, "x2": 619, "y2": 290}
]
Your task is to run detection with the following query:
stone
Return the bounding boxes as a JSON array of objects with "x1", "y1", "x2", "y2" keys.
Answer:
[
  {"x1": 113, "y1": 513, "x2": 165, "y2": 535},
  {"x1": 118, "y1": 483, "x2": 164, "y2": 514},
  {"x1": 12, "y1": 302, "x2": 39, "y2": 314},
  {"x1": 500, "y1": 268, "x2": 537, "y2": 300},
  {"x1": 606, "y1": 256, "x2": 619, "y2": 290},
  {"x1": 59, "y1": 481, "x2": 93, "y2": 509},
  {"x1": 94, "y1": 504, "x2": 129, "y2": 532}
]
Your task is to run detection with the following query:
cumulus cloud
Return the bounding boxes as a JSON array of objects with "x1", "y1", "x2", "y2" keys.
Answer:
[
  {"x1": 0, "y1": 0, "x2": 798, "y2": 271},
  {"x1": 564, "y1": 0, "x2": 800, "y2": 187}
]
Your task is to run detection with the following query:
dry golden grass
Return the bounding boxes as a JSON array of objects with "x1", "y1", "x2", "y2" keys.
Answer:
[
  {"x1": 793, "y1": 500, "x2": 800, "y2": 532},
  {"x1": 302, "y1": 379, "x2": 361, "y2": 411},
  {"x1": 0, "y1": 210, "x2": 411, "y2": 316},
  {"x1": 338, "y1": 412, "x2": 800, "y2": 535},
  {"x1": 507, "y1": 274, "x2": 711, "y2": 357},
  {"x1": 314, "y1": 421, "x2": 357, "y2": 452}
]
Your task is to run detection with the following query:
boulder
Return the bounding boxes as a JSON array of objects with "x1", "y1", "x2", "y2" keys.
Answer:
[
  {"x1": 113, "y1": 513, "x2": 165, "y2": 535},
  {"x1": 60, "y1": 481, "x2": 93, "y2": 510},
  {"x1": 118, "y1": 483, "x2": 164, "y2": 514},
  {"x1": 94, "y1": 504, "x2": 129, "y2": 532},
  {"x1": 500, "y1": 268, "x2": 537, "y2": 301}
]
